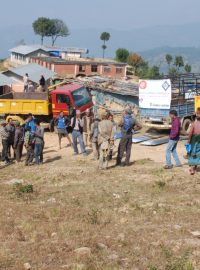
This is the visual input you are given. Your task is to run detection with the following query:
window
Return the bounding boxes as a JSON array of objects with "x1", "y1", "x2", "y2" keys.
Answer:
[
  {"x1": 91, "y1": 64, "x2": 98, "y2": 72},
  {"x1": 116, "y1": 67, "x2": 123, "y2": 74},
  {"x1": 72, "y1": 87, "x2": 92, "y2": 107},
  {"x1": 104, "y1": 65, "x2": 111, "y2": 73},
  {"x1": 79, "y1": 65, "x2": 86, "y2": 72},
  {"x1": 56, "y1": 94, "x2": 71, "y2": 105}
]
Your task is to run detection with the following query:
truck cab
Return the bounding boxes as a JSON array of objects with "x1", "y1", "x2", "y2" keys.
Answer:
[{"x1": 51, "y1": 84, "x2": 93, "y2": 118}]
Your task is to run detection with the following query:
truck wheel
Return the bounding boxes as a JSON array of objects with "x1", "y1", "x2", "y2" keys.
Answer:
[
  {"x1": 182, "y1": 118, "x2": 192, "y2": 134},
  {"x1": 49, "y1": 119, "x2": 54, "y2": 132}
]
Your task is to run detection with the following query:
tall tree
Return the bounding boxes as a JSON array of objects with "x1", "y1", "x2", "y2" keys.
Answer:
[
  {"x1": 165, "y1": 54, "x2": 173, "y2": 68},
  {"x1": 115, "y1": 48, "x2": 129, "y2": 62},
  {"x1": 185, "y1": 64, "x2": 192, "y2": 73},
  {"x1": 127, "y1": 53, "x2": 144, "y2": 74},
  {"x1": 100, "y1": 32, "x2": 110, "y2": 58},
  {"x1": 50, "y1": 19, "x2": 70, "y2": 46},
  {"x1": 174, "y1": 56, "x2": 184, "y2": 71},
  {"x1": 32, "y1": 17, "x2": 53, "y2": 45}
]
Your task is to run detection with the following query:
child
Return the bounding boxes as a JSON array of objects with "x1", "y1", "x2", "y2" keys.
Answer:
[{"x1": 24, "y1": 127, "x2": 35, "y2": 166}]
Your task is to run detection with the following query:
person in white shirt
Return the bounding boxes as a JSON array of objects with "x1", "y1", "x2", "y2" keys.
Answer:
[
  {"x1": 71, "y1": 110, "x2": 87, "y2": 156},
  {"x1": 23, "y1": 73, "x2": 29, "y2": 92}
]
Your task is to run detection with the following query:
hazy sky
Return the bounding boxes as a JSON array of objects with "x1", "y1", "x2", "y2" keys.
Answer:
[{"x1": 1, "y1": 0, "x2": 200, "y2": 30}]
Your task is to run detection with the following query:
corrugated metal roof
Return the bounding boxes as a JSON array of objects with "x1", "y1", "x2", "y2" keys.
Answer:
[
  {"x1": 9, "y1": 63, "x2": 55, "y2": 83},
  {"x1": 0, "y1": 73, "x2": 15, "y2": 86},
  {"x1": 10, "y1": 45, "x2": 88, "y2": 55},
  {"x1": 9, "y1": 45, "x2": 46, "y2": 55}
]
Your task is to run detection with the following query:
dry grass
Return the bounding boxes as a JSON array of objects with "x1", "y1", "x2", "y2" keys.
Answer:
[{"x1": 0, "y1": 134, "x2": 199, "y2": 269}]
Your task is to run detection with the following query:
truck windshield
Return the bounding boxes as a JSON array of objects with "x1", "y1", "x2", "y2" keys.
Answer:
[{"x1": 72, "y1": 87, "x2": 92, "y2": 107}]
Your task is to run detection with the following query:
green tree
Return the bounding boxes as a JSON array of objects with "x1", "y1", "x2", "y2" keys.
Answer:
[
  {"x1": 100, "y1": 32, "x2": 110, "y2": 58},
  {"x1": 185, "y1": 64, "x2": 192, "y2": 73},
  {"x1": 145, "y1": 65, "x2": 161, "y2": 79},
  {"x1": 165, "y1": 54, "x2": 173, "y2": 70},
  {"x1": 174, "y1": 56, "x2": 184, "y2": 71},
  {"x1": 50, "y1": 19, "x2": 69, "y2": 46},
  {"x1": 32, "y1": 17, "x2": 53, "y2": 45},
  {"x1": 168, "y1": 67, "x2": 178, "y2": 77},
  {"x1": 115, "y1": 48, "x2": 129, "y2": 62}
]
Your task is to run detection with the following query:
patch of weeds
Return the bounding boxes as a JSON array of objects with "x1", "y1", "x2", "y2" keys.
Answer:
[
  {"x1": 72, "y1": 197, "x2": 81, "y2": 206},
  {"x1": 148, "y1": 266, "x2": 159, "y2": 270},
  {"x1": 13, "y1": 183, "x2": 33, "y2": 197},
  {"x1": 87, "y1": 208, "x2": 99, "y2": 224},
  {"x1": 136, "y1": 158, "x2": 152, "y2": 165},
  {"x1": 162, "y1": 246, "x2": 194, "y2": 270},
  {"x1": 149, "y1": 247, "x2": 194, "y2": 270},
  {"x1": 155, "y1": 180, "x2": 166, "y2": 189},
  {"x1": 152, "y1": 168, "x2": 165, "y2": 177}
]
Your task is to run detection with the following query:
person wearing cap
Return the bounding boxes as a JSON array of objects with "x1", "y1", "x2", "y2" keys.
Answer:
[
  {"x1": 90, "y1": 116, "x2": 100, "y2": 160},
  {"x1": 98, "y1": 111, "x2": 114, "y2": 169},
  {"x1": 83, "y1": 108, "x2": 93, "y2": 147},
  {"x1": 13, "y1": 121, "x2": 24, "y2": 163},
  {"x1": 116, "y1": 108, "x2": 142, "y2": 166},
  {"x1": 71, "y1": 110, "x2": 87, "y2": 155},
  {"x1": 0, "y1": 120, "x2": 10, "y2": 164}
]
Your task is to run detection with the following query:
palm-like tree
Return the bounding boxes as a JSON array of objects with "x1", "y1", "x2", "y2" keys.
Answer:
[{"x1": 100, "y1": 32, "x2": 110, "y2": 58}]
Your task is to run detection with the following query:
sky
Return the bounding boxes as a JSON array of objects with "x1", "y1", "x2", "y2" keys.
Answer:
[{"x1": 1, "y1": 0, "x2": 200, "y2": 30}]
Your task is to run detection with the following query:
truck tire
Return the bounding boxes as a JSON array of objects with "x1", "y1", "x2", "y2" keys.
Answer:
[
  {"x1": 182, "y1": 118, "x2": 192, "y2": 134},
  {"x1": 49, "y1": 119, "x2": 54, "y2": 132}
]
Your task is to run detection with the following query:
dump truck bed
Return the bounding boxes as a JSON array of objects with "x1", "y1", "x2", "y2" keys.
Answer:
[{"x1": 0, "y1": 92, "x2": 50, "y2": 116}]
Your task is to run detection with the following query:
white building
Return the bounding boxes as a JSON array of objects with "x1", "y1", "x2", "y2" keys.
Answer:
[{"x1": 10, "y1": 45, "x2": 89, "y2": 65}]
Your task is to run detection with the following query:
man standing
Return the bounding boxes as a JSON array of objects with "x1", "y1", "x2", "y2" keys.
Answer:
[
  {"x1": 7, "y1": 118, "x2": 15, "y2": 159},
  {"x1": 34, "y1": 119, "x2": 44, "y2": 165},
  {"x1": 90, "y1": 116, "x2": 100, "y2": 160},
  {"x1": 55, "y1": 111, "x2": 72, "y2": 149},
  {"x1": 116, "y1": 108, "x2": 142, "y2": 167},
  {"x1": 24, "y1": 126, "x2": 35, "y2": 166},
  {"x1": 0, "y1": 120, "x2": 10, "y2": 165},
  {"x1": 98, "y1": 111, "x2": 113, "y2": 170},
  {"x1": 164, "y1": 110, "x2": 182, "y2": 169},
  {"x1": 23, "y1": 73, "x2": 29, "y2": 92},
  {"x1": 13, "y1": 122, "x2": 24, "y2": 163},
  {"x1": 71, "y1": 110, "x2": 87, "y2": 156},
  {"x1": 24, "y1": 114, "x2": 36, "y2": 132},
  {"x1": 83, "y1": 108, "x2": 93, "y2": 147}
]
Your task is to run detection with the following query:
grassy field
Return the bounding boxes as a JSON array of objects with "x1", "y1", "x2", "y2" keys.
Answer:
[{"x1": 0, "y1": 133, "x2": 200, "y2": 270}]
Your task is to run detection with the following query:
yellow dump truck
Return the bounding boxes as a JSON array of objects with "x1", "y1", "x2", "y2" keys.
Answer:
[
  {"x1": 0, "y1": 84, "x2": 93, "y2": 130},
  {"x1": 195, "y1": 96, "x2": 200, "y2": 110}
]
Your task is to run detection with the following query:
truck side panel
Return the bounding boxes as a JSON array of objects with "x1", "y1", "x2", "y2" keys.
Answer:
[
  {"x1": 0, "y1": 99, "x2": 50, "y2": 116},
  {"x1": 195, "y1": 96, "x2": 200, "y2": 110}
]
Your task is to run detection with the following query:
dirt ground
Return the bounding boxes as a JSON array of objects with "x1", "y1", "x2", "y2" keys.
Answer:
[{"x1": 0, "y1": 132, "x2": 200, "y2": 270}]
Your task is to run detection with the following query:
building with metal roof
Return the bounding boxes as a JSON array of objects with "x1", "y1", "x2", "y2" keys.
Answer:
[
  {"x1": 4, "y1": 63, "x2": 55, "y2": 84},
  {"x1": 10, "y1": 45, "x2": 89, "y2": 65},
  {"x1": 0, "y1": 73, "x2": 15, "y2": 95}
]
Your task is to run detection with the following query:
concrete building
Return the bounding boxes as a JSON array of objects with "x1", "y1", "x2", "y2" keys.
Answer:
[
  {"x1": 31, "y1": 57, "x2": 127, "y2": 79},
  {"x1": 10, "y1": 45, "x2": 88, "y2": 65},
  {"x1": 3, "y1": 63, "x2": 55, "y2": 92},
  {"x1": 10, "y1": 45, "x2": 49, "y2": 65}
]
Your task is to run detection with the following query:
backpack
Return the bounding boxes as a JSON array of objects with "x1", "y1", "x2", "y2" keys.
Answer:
[{"x1": 123, "y1": 115, "x2": 134, "y2": 133}]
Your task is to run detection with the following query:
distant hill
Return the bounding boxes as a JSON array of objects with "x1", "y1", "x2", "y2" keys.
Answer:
[{"x1": 140, "y1": 46, "x2": 200, "y2": 73}]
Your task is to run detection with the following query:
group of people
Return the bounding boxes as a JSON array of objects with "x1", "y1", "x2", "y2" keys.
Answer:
[
  {"x1": 1, "y1": 107, "x2": 200, "y2": 173},
  {"x1": 164, "y1": 108, "x2": 200, "y2": 175},
  {"x1": 55, "y1": 107, "x2": 142, "y2": 169},
  {"x1": 0, "y1": 114, "x2": 44, "y2": 166},
  {"x1": 23, "y1": 73, "x2": 46, "y2": 93}
]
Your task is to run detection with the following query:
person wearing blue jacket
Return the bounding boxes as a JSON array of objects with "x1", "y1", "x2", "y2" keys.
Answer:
[{"x1": 24, "y1": 113, "x2": 36, "y2": 132}]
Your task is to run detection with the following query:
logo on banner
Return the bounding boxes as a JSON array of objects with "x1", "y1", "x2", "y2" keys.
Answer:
[
  {"x1": 139, "y1": 80, "x2": 147, "y2": 89},
  {"x1": 162, "y1": 81, "x2": 170, "y2": 91}
]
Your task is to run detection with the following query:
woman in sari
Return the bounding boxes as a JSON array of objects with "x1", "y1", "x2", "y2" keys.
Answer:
[{"x1": 188, "y1": 107, "x2": 200, "y2": 175}]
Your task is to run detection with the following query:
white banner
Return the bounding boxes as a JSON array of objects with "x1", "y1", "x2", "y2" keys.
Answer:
[{"x1": 139, "y1": 79, "x2": 172, "y2": 109}]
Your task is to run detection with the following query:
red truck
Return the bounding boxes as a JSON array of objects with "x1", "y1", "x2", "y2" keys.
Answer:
[{"x1": 0, "y1": 84, "x2": 93, "y2": 130}]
